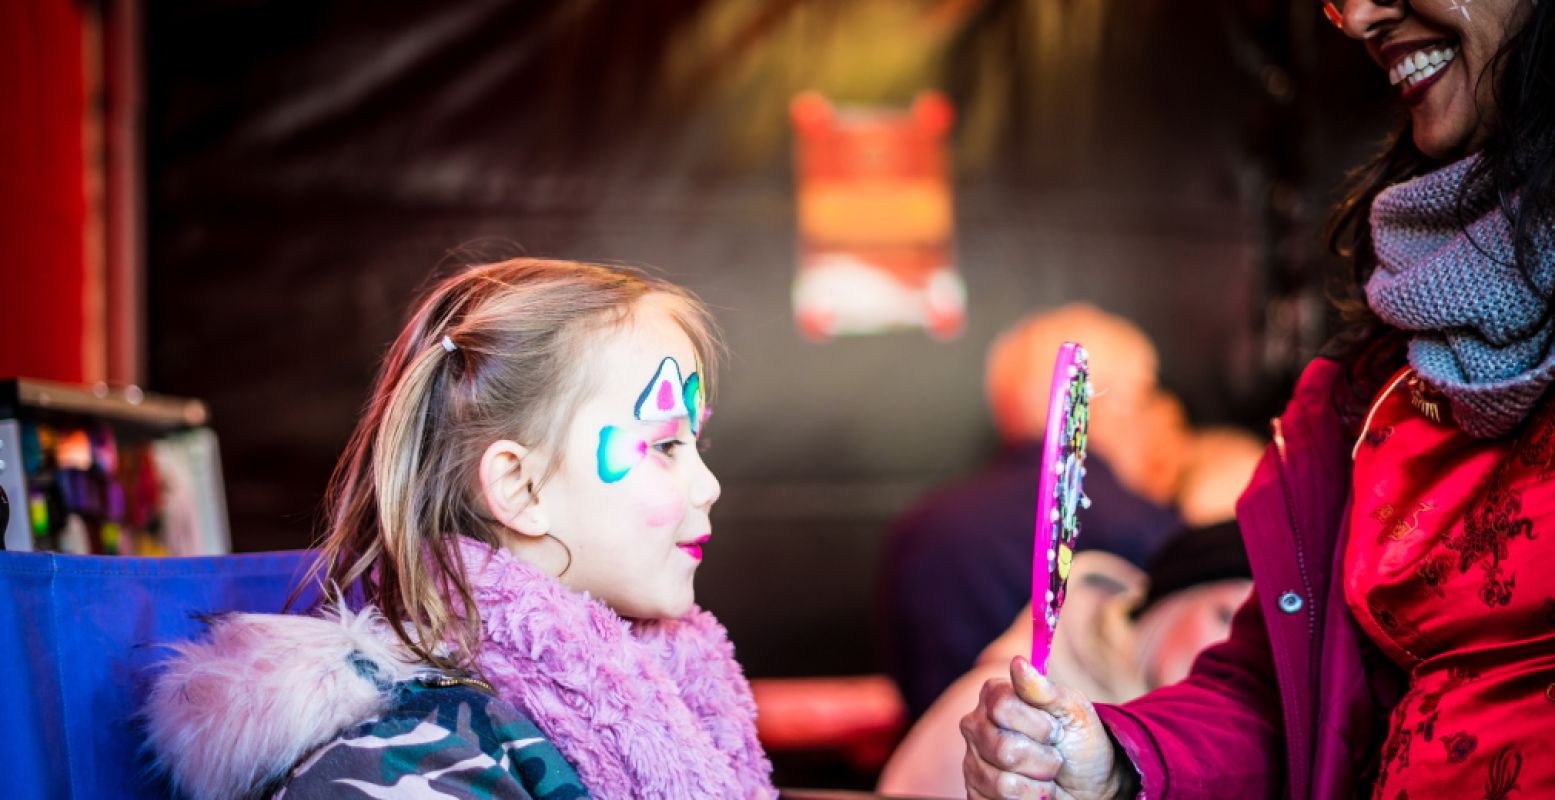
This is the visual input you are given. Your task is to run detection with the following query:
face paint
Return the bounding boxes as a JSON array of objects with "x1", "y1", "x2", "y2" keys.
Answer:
[
  {"x1": 542, "y1": 303, "x2": 719, "y2": 621},
  {"x1": 596, "y1": 419, "x2": 684, "y2": 484},
  {"x1": 635, "y1": 357, "x2": 690, "y2": 422},
  {"x1": 682, "y1": 371, "x2": 704, "y2": 436},
  {"x1": 601, "y1": 356, "x2": 707, "y2": 484},
  {"x1": 596, "y1": 426, "x2": 648, "y2": 483}
]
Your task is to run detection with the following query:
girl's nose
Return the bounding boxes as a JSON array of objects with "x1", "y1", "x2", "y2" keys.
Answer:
[{"x1": 689, "y1": 452, "x2": 721, "y2": 509}]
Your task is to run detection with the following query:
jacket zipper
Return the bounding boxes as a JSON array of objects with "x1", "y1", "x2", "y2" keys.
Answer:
[
  {"x1": 1270, "y1": 415, "x2": 1319, "y2": 798},
  {"x1": 1270, "y1": 416, "x2": 1318, "y2": 644}
]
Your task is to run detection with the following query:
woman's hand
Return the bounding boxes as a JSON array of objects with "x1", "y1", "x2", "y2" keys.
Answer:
[{"x1": 959, "y1": 655, "x2": 1137, "y2": 799}]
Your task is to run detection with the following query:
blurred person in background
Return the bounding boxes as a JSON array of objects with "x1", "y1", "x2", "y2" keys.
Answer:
[
  {"x1": 1174, "y1": 426, "x2": 1269, "y2": 527},
  {"x1": 961, "y1": 1, "x2": 1555, "y2": 796},
  {"x1": 878, "y1": 304, "x2": 1182, "y2": 720},
  {"x1": 1127, "y1": 388, "x2": 1195, "y2": 508},
  {"x1": 879, "y1": 427, "x2": 1263, "y2": 798},
  {"x1": 880, "y1": 522, "x2": 1252, "y2": 798}
]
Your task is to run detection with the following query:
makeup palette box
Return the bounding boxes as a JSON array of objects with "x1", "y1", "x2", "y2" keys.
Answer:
[{"x1": 0, "y1": 379, "x2": 230, "y2": 555}]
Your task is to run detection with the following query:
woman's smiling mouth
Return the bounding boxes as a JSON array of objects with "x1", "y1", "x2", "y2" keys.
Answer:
[{"x1": 1383, "y1": 39, "x2": 1459, "y2": 101}]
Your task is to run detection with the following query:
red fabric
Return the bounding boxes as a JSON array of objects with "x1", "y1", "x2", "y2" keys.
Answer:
[
  {"x1": 1347, "y1": 368, "x2": 1555, "y2": 799},
  {"x1": 1100, "y1": 358, "x2": 1403, "y2": 799},
  {"x1": 0, "y1": 1, "x2": 89, "y2": 382}
]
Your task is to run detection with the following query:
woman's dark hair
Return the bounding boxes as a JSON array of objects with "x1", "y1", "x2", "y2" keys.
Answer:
[{"x1": 1323, "y1": 2, "x2": 1555, "y2": 429}]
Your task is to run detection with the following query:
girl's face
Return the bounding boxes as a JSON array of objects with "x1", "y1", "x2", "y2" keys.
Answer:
[
  {"x1": 1338, "y1": 0, "x2": 1529, "y2": 158},
  {"x1": 535, "y1": 297, "x2": 720, "y2": 619}
]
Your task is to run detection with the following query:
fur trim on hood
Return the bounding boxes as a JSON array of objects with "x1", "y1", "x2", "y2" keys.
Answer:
[{"x1": 144, "y1": 605, "x2": 423, "y2": 800}]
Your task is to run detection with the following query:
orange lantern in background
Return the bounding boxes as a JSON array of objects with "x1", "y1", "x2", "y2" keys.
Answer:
[{"x1": 790, "y1": 91, "x2": 965, "y2": 341}]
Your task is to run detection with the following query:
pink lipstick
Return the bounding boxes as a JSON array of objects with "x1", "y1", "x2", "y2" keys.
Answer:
[{"x1": 678, "y1": 535, "x2": 711, "y2": 561}]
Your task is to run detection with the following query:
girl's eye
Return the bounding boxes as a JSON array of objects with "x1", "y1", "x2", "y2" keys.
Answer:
[{"x1": 652, "y1": 440, "x2": 686, "y2": 456}]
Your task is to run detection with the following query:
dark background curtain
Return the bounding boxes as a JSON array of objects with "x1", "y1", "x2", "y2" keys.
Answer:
[{"x1": 144, "y1": 0, "x2": 1391, "y2": 678}]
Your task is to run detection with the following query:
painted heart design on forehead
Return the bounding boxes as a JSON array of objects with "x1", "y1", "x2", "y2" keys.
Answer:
[
  {"x1": 633, "y1": 356, "x2": 707, "y2": 434},
  {"x1": 635, "y1": 357, "x2": 691, "y2": 422}
]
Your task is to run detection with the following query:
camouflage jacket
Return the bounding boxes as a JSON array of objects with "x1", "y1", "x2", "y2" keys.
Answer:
[
  {"x1": 275, "y1": 676, "x2": 590, "y2": 800},
  {"x1": 145, "y1": 608, "x2": 593, "y2": 800}
]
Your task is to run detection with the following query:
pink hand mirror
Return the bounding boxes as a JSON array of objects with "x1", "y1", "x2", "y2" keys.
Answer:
[{"x1": 1031, "y1": 342, "x2": 1092, "y2": 674}]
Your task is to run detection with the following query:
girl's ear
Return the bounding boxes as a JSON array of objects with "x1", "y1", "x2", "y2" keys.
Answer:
[{"x1": 479, "y1": 439, "x2": 549, "y2": 537}]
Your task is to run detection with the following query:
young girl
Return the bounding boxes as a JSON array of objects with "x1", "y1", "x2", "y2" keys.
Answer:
[{"x1": 145, "y1": 259, "x2": 776, "y2": 799}]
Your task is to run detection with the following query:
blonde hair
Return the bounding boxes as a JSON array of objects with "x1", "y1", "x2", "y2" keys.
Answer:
[{"x1": 304, "y1": 258, "x2": 722, "y2": 670}]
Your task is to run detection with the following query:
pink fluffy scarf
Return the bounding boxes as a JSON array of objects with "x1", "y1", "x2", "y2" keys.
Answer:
[{"x1": 454, "y1": 537, "x2": 776, "y2": 799}]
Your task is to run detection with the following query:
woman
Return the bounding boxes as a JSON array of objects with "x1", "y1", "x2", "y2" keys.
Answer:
[{"x1": 959, "y1": 0, "x2": 1554, "y2": 797}]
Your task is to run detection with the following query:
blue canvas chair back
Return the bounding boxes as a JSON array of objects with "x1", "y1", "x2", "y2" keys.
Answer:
[{"x1": 0, "y1": 550, "x2": 318, "y2": 800}]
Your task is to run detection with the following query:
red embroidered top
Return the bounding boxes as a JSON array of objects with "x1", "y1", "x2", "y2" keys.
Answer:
[{"x1": 1347, "y1": 368, "x2": 1555, "y2": 799}]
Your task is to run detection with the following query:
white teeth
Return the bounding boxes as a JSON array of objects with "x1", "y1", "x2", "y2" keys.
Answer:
[{"x1": 1389, "y1": 45, "x2": 1456, "y2": 88}]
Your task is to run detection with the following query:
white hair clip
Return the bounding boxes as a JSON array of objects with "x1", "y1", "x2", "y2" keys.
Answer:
[{"x1": 441, "y1": 335, "x2": 458, "y2": 353}]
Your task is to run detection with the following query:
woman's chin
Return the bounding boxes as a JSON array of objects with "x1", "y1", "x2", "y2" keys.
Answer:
[
  {"x1": 1411, "y1": 121, "x2": 1472, "y2": 161},
  {"x1": 1408, "y1": 93, "x2": 1483, "y2": 160}
]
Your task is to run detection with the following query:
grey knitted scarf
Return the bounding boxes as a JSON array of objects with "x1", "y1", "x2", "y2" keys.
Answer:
[{"x1": 1366, "y1": 154, "x2": 1555, "y2": 439}]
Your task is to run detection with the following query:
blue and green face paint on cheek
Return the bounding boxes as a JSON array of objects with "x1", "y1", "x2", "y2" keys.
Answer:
[
  {"x1": 596, "y1": 426, "x2": 649, "y2": 483},
  {"x1": 595, "y1": 356, "x2": 706, "y2": 484}
]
